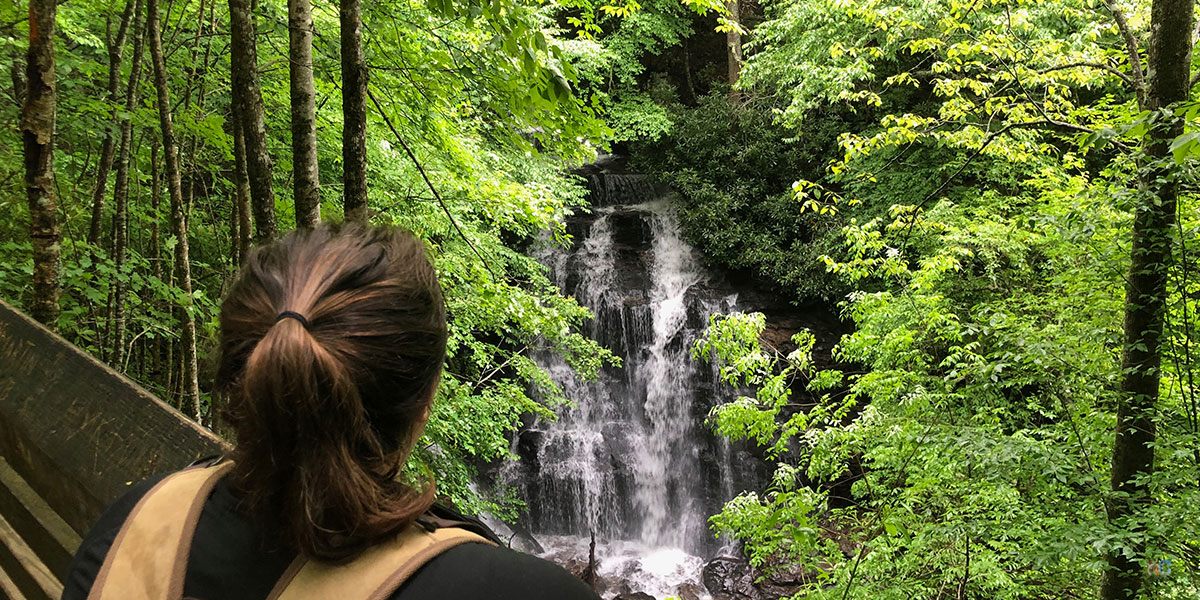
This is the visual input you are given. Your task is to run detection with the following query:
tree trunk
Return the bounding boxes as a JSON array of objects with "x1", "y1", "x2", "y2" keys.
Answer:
[
  {"x1": 229, "y1": 0, "x2": 277, "y2": 243},
  {"x1": 341, "y1": 0, "x2": 369, "y2": 223},
  {"x1": 148, "y1": 0, "x2": 202, "y2": 420},
  {"x1": 680, "y1": 39, "x2": 696, "y2": 106},
  {"x1": 1101, "y1": 0, "x2": 1194, "y2": 598},
  {"x1": 111, "y1": 0, "x2": 146, "y2": 370},
  {"x1": 22, "y1": 0, "x2": 62, "y2": 329},
  {"x1": 10, "y1": 52, "x2": 26, "y2": 107},
  {"x1": 87, "y1": 0, "x2": 136, "y2": 248},
  {"x1": 229, "y1": 198, "x2": 240, "y2": 268},
  {"x1": 290, "y1": 0, "x2": 321, "y2": 228},
  {"x1": 233, "y1": 118, "x2": 253, "y2": 262},
  {"x1": 180, "y1": 0, "x2": 215, "y2": 224},
  {"x1": 150, "y1": 144, "x2": 164, "y2": 388},
  {"x1": 725, "y1": 0, "x2": 742, "y2": 104}
]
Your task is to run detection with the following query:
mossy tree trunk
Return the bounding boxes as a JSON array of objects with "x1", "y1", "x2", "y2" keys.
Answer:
[
  {"x1": 1102, "y1": 0, "x2": 1194, "y2": 598},
  {"x1": 341, "y1": 0, "x2": 369, "y2": 223},
  {"x1": 22, "y1": 0, "x2": 62, "y2": 329}
]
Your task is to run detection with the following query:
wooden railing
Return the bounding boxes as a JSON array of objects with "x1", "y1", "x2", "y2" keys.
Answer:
[{"x1": 0, "y1": 300, "x2": 227, "y2": 599}]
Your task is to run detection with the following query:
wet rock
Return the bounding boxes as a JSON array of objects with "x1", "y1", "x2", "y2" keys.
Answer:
[
  {"x1": 612, "y1": 593, "x2": 655, "y2": 600},
  {"x1": 560, "y1": 557, "x2": 590, "y2": 581},
  {"x1": 514, "y1": 430, "x2": 543, "y2": 466},
  {"x1": 699, "y1": 554, "x2": 812, "y2": 600},
  {"x1": 597, "y1": 578, "x2": 631, "y2": 598},
  {"x1": 609, "y1": 207, "x2": 655, "y2": 248},
  {"x1": 755, "y1": 560, "x2": 806, "y2": 598},
  {"x1": 676, "y1": 582, "x2": 704, "y2": 600},
  {"x1": 702, "y1": 557, "x2": 762, "y2": 600}
]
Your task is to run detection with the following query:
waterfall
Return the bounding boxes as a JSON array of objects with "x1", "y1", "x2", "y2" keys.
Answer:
[
  {"x1": 634, "y1": 202, "x2": 705, "y2": 547},
  {"x1": 504, "y1": 166, "x2": 770, "y2": 596},
  {"x1": 515, "y1": 170, "x2": 758, "y2": 535}
]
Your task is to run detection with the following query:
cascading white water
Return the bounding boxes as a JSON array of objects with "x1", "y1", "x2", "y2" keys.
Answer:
[
  {"x1": 634, "y1": 201, "x2": 704, "y2": 547},
  {"x1": 527, "y1": 212, "x2": 629, "y2": 540}
]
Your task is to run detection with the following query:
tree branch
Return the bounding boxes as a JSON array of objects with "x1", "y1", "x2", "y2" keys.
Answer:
[
  {"x1": 895, "y1": 118, "x2": 1118, "y2": 246},
  {"x1": 1104, "y1": 0, "x2": 1146, "y2": 108},
  {"x1": 916, "y1": 120, "x2": 1060, "y2": 210},
  {"x1": 366, "y1": 85, "x2": 497, "y2": 278},
  {"x1": 1038, "y1": 61, "x2": 1136, "y2": 88}
]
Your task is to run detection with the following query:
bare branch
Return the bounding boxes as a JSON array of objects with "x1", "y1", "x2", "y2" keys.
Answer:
[
  {"x1": 1104, "y1": 0, "x2": 1146, "y2": 108},
  {"x1": 1038, "y1": 61, "x2": 1136, "y2": 88},
  {"x1": 895, "y1": 118, "x2": 1120, "y2": 247},
  {"x1": 366, "y1": 85, "x2": 497, "y2": 278}
]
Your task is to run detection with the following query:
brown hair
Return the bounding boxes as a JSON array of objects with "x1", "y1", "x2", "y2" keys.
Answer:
[{"x1": 215, "y1": 224, "x2": 446, "y2": 561}]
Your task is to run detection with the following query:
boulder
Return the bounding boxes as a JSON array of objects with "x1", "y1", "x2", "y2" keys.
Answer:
[
  {"x1": 597, "y1": 579, "x2": 631, "y2": 598},
  {"x1": 560, "y1": 557, "x2": 590, "y2": 581},
  {"x1": 753, "y1": 552, "x2": 810, "y2": 597},
  {"x1": 702, "y1": 557, "x2": 762, "y2": 600},
  {"x1": 676, "y1": 582, "x2": 705, "y2": 600},
  {"x1": 612, "y1": 593, "x2": 655, "y2": 600}
]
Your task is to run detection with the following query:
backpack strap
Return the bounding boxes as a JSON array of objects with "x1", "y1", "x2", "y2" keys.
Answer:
[
  {"x1": 87, "y1": 462, "x2": 234, "y2": 600},
  {"x1": 267, "y1": 523, "x2": 495, "y2": 600}
]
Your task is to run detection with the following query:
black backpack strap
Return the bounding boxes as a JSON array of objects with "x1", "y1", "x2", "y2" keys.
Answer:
[{"x1": 419, "y1": 503, "x2": 505, "y2": 545}]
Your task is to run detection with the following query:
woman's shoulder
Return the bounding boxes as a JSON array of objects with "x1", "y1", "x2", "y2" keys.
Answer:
[{"x1": 396, "y1": 542, "x2": 600, "y2": 599}]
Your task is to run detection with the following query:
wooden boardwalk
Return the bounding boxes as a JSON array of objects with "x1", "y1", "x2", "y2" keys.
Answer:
[{"x1": 0, "y1": 300, "x2": 227, "y2": 599}]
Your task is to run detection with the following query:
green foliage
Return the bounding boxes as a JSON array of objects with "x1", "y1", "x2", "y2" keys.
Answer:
[
  {"x1": 559, "y1": 0, "x2": 699, "y2": 144},
  {"x1": 696, "y1": 177, "x2": 1147, "y2": 597},
  {"x1": 632, "y1": 94, "x2": 858, "y2": 300},
  {"x1": 688, "y1": 0, "x2": 1200, "y2": 597},
  {"x1": 0, "y1": 0, "x2": 626, "y2": 521}
]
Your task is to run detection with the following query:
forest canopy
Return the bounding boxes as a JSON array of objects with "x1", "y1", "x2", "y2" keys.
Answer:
[{"x1": 4, "y1": 0, "x2": 1200, "y2": 597}]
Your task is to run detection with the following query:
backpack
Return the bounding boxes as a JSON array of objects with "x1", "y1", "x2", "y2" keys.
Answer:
[{"x1": 85, "y1": 461, "x2": 494, "y2": 600}]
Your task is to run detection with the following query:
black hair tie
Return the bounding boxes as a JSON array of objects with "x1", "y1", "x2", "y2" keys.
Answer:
[{"x1": 275, "y1": 311, "x2": 311, "y2": 329}]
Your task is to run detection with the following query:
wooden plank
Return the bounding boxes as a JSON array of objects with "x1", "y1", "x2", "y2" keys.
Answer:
[
  {"x1": 0, "y1": 511, "x2": 60, "y2": 600},
  {"x1": 0, "y1": 457, "x2": 80, "y2": 577},
  {"x1": 0, "y1": 562, "x2": 24, "y2": 600},
  {"x1": 0, "y1": 299, "x2": 228, "y2": 538}
]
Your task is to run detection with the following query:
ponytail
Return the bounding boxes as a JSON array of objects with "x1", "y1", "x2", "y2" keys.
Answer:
[{"x1": 216, "y1": 225, "x2": 445, "y2": 561}]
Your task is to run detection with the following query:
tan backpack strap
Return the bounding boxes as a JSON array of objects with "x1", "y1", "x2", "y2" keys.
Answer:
[
  {"x1": 268, "y1": 524, "x2": 495, "y2": 600},
  {"x1": 87, "y1": 462, "x2": 234, "y2": 600}
]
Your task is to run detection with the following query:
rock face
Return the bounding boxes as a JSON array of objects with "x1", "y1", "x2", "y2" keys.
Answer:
[
  {"x1": 703, "y1": 557, "x2": 763, "y2": 600},
  {"x1": 754, "y1": 559, "x2": 807, "y2": 598},
  {"x1": 701, "y1": 556, "x2": 807, "y2": 600},
  {"x1": 676, "y1": 582, "x2": 705, "y2": 600}
]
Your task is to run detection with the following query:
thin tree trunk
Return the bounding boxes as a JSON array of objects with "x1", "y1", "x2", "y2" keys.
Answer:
[
  {"x1": 680, "y1": 39, "x2": 696, "y2": 106},
  {"x1": 87, "y1": 0, "x2": 136, "y2": 248},
  {"x1": 229, "y1": 0, "x2": 277, "y2": 242},
  {"x1": 179, "y1": 0, "x2": 210, "y2": 112},
  {"x1": 341, "y1": 0, "x2": 368, "y2": 223},
  {"x1": 148, "y1": 0, "x2": 202, "y2": 420},
  {"x1": 10, "y1": 52, "x2": 26, "y2": 107},
  {"x1": 180, "y1": 0, "x2": 214, "y2": 223},
  {"x1": 233, "y1": 118, "x2": 253, "y2": 262},
  {"x1": 150, "y1": 144, "x2": 163, "y2": 387},
  {"x1": 229, "y1": 199, "x2": 239, "y2": 268},
  {"x1": 22, "y1": 0, "x2": 62, "y2": 329},
  {"x1": 1101, "y1": 0, "x2": 1194, "y2": 598},
  {"x1": 725, "y1": 0, "x2": 743, "y2": 105},
  {"x1": 111, "y1": 0, "x2": 146, "y2": 369},
  {"x1": 290, "y1": 0, "x2": 320, "y2": 227}
]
